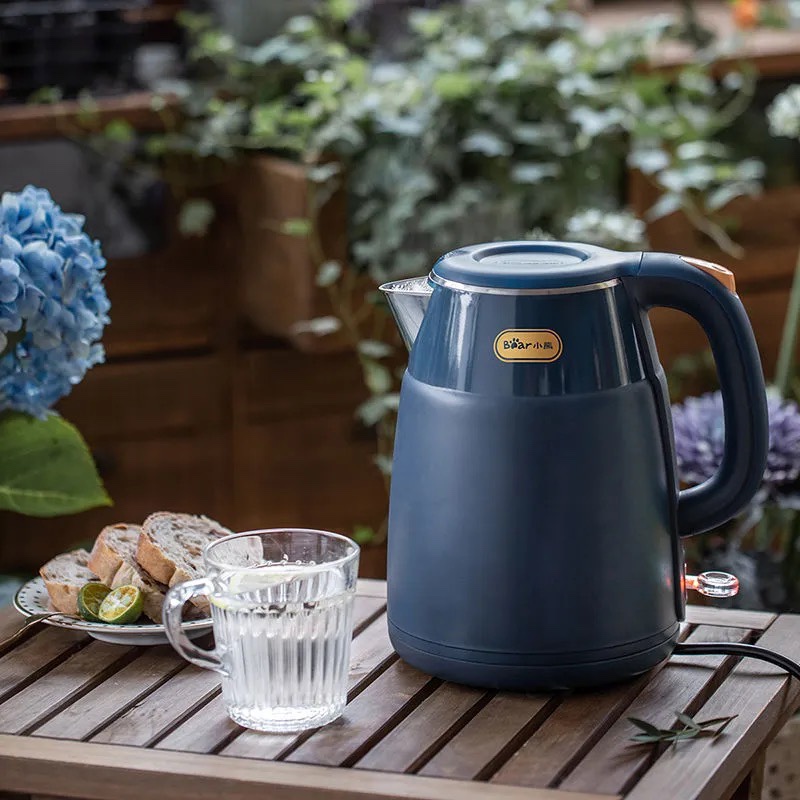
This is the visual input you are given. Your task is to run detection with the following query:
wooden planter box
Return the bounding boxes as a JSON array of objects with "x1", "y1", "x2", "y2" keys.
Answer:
[
  {"x1": 630, "y1": 171, "x2": 800, "y2": 375},
  {"x1": 235, "y1": 155, "x2": 351, "y2": 352}
]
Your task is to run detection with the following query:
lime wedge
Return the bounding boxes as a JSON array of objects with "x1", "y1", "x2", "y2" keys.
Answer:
[
  {"x1": 98, "y1": 585, "x2": 143, "y2": 624},
  {"x1": 77, "y1": 582, "x2": 111, "y2": 622}
]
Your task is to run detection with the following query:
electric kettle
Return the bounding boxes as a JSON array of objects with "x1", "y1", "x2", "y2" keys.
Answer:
[{"x1": 380, "y1": 241, "x2": 769, "y2": 690}]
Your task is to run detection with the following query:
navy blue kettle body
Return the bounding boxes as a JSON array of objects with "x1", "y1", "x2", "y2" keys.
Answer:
[{"x1": 381, "y1": 242, "x2": 768, "y2": 690}]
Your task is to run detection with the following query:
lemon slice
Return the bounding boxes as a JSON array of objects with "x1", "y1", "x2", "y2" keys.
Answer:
[
  {"x1": 211, "y1": 565, "x2": 307, "y2": 611},
  {"x1": 227, "y1": 564, "x2": 307, "y2": 594},
  {"x1": 77, "y1": 582, "x2": 111, "y2": 622},
  {"x1": 98, "y1": 585, "x2": 144, "y2": 624}
]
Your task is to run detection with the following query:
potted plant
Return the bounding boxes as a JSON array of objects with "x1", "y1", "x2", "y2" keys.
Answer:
[{"x1": 0, "y1": 185, "x2": 111, "y2": 599}]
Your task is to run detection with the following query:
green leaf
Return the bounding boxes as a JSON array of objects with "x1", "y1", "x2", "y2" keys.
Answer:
[
  {"x1": 357, "y1": 340, "x2": 393, "y2": 359},
  {"x1": 292, "y1": 316, "x2": 342, "y2": 336},
  {"x1": 327, "y1": 0, "x2": 358, "y2": 22},
  {"x1": 103, "y1": 119, "x2": 135, "y2": 144},
  {"x1": 630, "y1": 733, "x2": 665, "y2": 743},
  {"x1": 282, "y1": 218, "x2": 312, "y2": 237},
  {"x1": 28, "y1": 86, "x2": 63, "y2": 105},
  {"x1": 629, "y1": 149, "x2": 670, "y2": 174},
  {"x1": 316, "y1": 260, "x2": 342, "y2": 287},
  {"x1": 178, "y1": 198, "x2": 215, "y2": 237},
  {"x1": 462, "y1": 131, "x2": 512, "y2": 157},
  {"x1": 363, "y1": 361, "x2": 392, "y2": 395},
  {"x1": 711, "y1": 715, "x2": 737, "y2": 736},
  {"x1": 675, "y1": 712, "x2": 702, "y2": 731},
  {"x1": 706, "y1": 184, "x2": 748, "y2": 212},
  {"x1": 373, "y1": 454, "x2": 393, "y2": 476},
  {"x1": 352, "y1": 525, "x2": 375, "y2": 545},
  {"x1": 0, "y1": 413, "x2": 110, "y2": 517},
  {"x1": 308, "y1": 162, "x2": 342, "y2": 184},
  {"x1": 628, "y1": 717, "x2": 663, "y2": 736},
  {"x1": 76, "y1": 90, "x2": 99, "y2": 124},
  {"x1": 433, "y1": 72, "x2": 478, "y2": 100},
  {"x1": 356, "y1": 393, "x2": 399, "y2": 426},
  {"x1": 646, "y1": 193, "x2": 682, "y2": 221},
  {"x1": 511, "y1": 163, "x2": 561, "y2": 184}
]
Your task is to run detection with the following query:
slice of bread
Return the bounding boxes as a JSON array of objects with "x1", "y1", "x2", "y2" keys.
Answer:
[
  {"x1": 111, "y1": 560, "x2": 167, "y2": 624},
  {"x1": 137, "y1": 513, "x2": 233, "y2": 605},
  {"x1": 87, "y1": 523, "x2": 141, "y2": 585},
  {"x1": 39, "y1": 549, "x2": 97, "y2": 615}
]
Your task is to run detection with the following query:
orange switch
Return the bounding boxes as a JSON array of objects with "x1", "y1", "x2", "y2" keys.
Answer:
[{"x1": 681, "y1": 256, "x2": 736, "y2": 293}]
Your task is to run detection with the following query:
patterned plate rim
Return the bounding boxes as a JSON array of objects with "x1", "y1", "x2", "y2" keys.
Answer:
[{"x1": 13, "y1": 576, "x2": 212, "y2": 634}]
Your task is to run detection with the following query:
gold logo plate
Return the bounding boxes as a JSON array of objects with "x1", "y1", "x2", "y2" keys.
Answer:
[{"x1": 494, "y1": 329, "x2": 563, "y2": 362}]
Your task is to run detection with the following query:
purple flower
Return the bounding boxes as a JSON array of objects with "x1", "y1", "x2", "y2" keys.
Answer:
[{"x1": 671, "y1": 391, "x2": 800, "y2": 489}]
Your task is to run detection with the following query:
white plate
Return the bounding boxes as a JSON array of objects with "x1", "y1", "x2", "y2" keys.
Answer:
[{"x1": 14, "y1": 577, "x2": 213, "y2": 646}]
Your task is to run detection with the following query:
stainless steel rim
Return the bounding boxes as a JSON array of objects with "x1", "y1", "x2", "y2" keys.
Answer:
[{"x1": 429, "y1": 273, "x2": 621, "y2": 295}]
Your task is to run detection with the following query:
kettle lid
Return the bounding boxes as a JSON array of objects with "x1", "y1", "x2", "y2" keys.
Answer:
[{"x1": 432, "y1": 241, "x2": 642, "y2": 290}]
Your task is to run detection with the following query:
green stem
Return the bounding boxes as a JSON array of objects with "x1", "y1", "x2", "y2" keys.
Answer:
[{"x1": 775, "y1": 247, "x2": 800, "y2": 395}]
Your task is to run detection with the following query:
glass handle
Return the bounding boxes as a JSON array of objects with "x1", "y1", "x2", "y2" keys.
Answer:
[
  {"x1": 163, "y1": 577, "x2": 228, "y2": 675},
  {"x1": 685, "y1": 571, "x2": 740, "y2": 598}
]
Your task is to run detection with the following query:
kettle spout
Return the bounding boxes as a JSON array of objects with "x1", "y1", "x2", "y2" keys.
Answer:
[{"x1": 379, "y1": 277, "x2": 433, "y2": 351}]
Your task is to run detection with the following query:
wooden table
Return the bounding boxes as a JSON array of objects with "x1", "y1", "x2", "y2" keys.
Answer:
[{"x1": 0, "y1": 580, "x2": 798, "y2": 800}]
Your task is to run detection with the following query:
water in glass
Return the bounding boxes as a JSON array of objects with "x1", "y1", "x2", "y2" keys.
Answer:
[
  {"x1": 212, "y1": 561, "x2": 354, "y2": 732},
  {"x1": 163, "y1": 529, "x2": 359, "y2": 733}
]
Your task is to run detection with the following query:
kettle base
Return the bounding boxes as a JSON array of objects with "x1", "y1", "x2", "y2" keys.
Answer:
[{"x1": 389, "y1": 621, "x2": 679, "y2": 691}]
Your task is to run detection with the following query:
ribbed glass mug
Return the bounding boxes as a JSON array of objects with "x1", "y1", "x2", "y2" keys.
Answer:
[{"x1": 163, "y1": 528, "x2": 359, "y2": 732}]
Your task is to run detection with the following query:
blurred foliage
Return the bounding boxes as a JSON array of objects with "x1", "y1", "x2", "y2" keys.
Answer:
[
  {"x1": 159, "y1": 1, "x2": 761, "y2": 269},
  {"x1": 667, "y1": 349, "x2": 718, "y2": 400},
  {"x1": 56, "y1": 0, "x2": 769, "y2": 538}
]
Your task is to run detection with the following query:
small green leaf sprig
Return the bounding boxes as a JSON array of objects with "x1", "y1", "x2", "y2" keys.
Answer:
[{"x1": 629, "y1": 712, "x2": 737, "y2": 747}]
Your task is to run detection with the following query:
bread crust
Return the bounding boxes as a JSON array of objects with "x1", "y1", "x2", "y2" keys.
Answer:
[
  {"x1": 135, "y1": 528, "x2": 173, "y2": 584},
  {"x1": 137, "y1": 512, "x2": 232, "y2": 609},
  {"x1": 87, "y1": 523, "x2": 140, "y2": 585},
  {"x1": 39, "y1": 549, "x2": 96, "y2": 615}
]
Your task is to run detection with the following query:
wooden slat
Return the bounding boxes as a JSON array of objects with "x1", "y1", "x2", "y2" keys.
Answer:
[
  {"x1": 561, "y1": 625, "x2": 751, "y2": 795},
  {"x1": 33, "y1": 646, "x2": 184, "y2": 741},
  {"x1": 286, "y1": 659, "x2": 435, "y2": 767},
  {"x1": 158, "y1": 595, "x2": 386, "y2": 755},
  {"x1": 218, "y1": 720, "x2": 302, "y2": 762},
  {"x1": 155, "y1": 694, "x2": 237, "y2": 755},
  {"x1": 491, "y1": 673, "x2": 649, "y2": 788},
  {"x1": 355, "y1": 682, "x2": 487, "y2": 773},
  {"x1": 0, "y1": 734, "x2": 612, "y2": 800},
  {"x1": 626, "y1": 614, "x2": 800, "y2": 800},
  {"x1": 0, "y1": 628, "x2": 87, "y2": 705},
  {"x1": 419, "y1": 692, "x2": 557, "y2": 781},
  {"x1": 0, "y1": 641, "x2": 136, "y2": 734},
  {"x1": 343, "y1": 612, "x2": 395, "y2": 692},
  {"x1": 90, "y1": 665, "x2": 220, "y2": 747},
  {"x1": 685, "y1": 606, "x2": 777, "y2": 631},
  {"x1": 351, "y1": 596, "x2": 388, "y2": 633},
  {"x1": 0, "y1": 610, "x2": 42, "y2": 657},
  {"x1": 356, "y1": 579, "x2": 387, "y2": 599},
  {"x1": 222, "y1": 611, "x2": 395, "y2": 760}
]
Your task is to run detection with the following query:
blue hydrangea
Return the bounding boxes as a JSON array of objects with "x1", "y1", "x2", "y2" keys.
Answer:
[
  {"x1": 671, "y1": 391, "x2": 800, "y2": 490},
  {"x1": 0, "y1": 185, "x2": 109, "y2": 417}
]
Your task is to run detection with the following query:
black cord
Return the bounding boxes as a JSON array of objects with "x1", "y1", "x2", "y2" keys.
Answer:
[{"x1": 674, "y1": 641, "x2": 800, "y2": 681}]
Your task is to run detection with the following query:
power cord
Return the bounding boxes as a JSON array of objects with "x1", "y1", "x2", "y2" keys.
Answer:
[{"x1": 674, "y1": 641, "x2": 800, "y2": 681}]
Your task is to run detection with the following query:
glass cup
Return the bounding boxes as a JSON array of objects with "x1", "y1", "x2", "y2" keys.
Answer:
[{"x1": 163, "y1": 528, "x2": 359, "y2": 733}]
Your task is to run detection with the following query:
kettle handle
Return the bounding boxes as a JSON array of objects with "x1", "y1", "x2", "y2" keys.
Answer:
[{"x1": 629, "y1": 252, "x2": 768, "y2": 536}]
